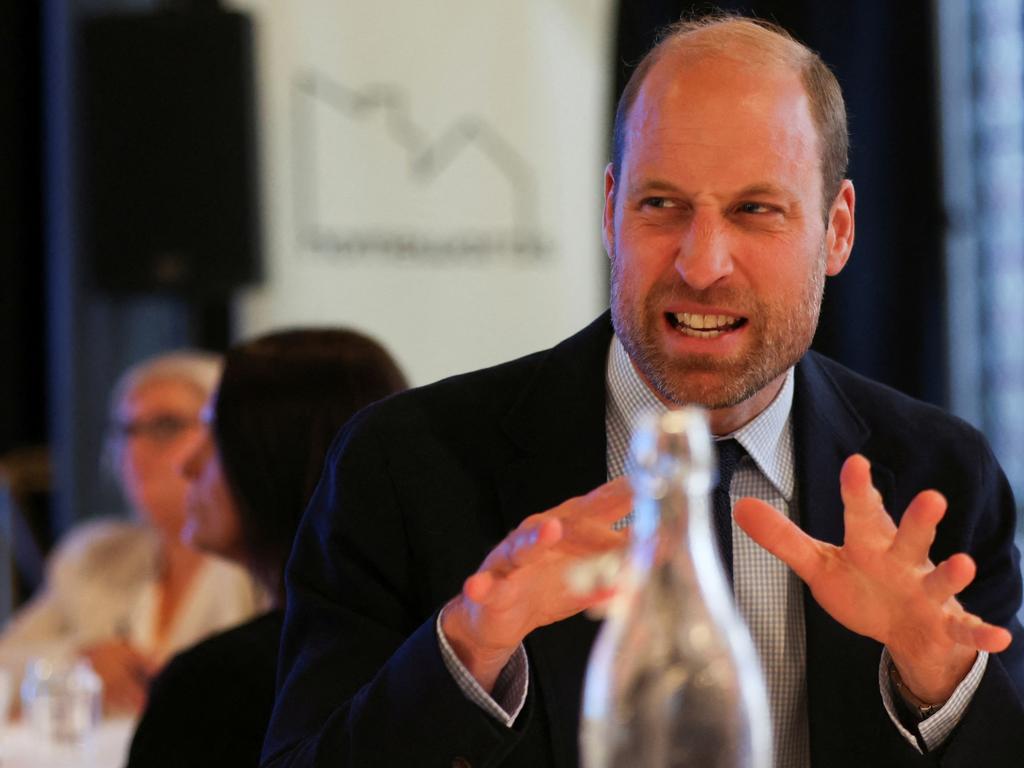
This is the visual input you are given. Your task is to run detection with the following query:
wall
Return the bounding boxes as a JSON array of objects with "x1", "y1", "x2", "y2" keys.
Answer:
[{"x1": 229, "y1": 0, "x2": 615, "y2": 385}]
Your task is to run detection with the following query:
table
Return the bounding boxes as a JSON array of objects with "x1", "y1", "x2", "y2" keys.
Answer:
[{"x1": 0, "y1": 717, "x2": 135, "y2": 768}]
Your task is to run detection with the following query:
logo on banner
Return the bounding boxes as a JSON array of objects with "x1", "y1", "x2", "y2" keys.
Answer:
[{"x1": 291, "y1": 71, "x2": 553, "y2": 265}]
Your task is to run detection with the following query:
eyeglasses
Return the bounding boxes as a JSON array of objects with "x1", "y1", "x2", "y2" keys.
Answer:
[{"x1": 110, "y1": 415, "x2": 199, "y2": 442}]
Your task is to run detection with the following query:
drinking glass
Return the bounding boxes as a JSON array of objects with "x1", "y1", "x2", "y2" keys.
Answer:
[{"x1": 20, "y1": 657, "x2": 103, "y2": 744}]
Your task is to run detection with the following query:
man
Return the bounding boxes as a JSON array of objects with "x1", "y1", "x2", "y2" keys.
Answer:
[{"x1": 262, "y1": 16, "x2": 1024, "y2": 768}]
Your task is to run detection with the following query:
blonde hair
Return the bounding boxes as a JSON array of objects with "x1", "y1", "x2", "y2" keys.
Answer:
[{"x1": 108, "y1": 350, "x2": 223, "y2": 419}]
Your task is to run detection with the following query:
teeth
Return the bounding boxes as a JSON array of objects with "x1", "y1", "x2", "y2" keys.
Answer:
[
  {"x1": 671, "y1": 312, "x2": 740, "y2": 339},
  {"x1": 674, "y1": 312, "x2": 738, "y2": 331}
]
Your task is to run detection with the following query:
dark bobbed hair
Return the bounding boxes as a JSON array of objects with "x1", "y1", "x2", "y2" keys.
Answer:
[{"x1": 213, "y1": 328, "x2": 408, "y2": 601}]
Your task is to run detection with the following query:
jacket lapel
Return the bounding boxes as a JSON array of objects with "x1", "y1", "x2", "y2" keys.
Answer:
[
  {"x1": 495, "y1": 314, "x2": 611, "y2": 532},
  {"x1": 793, "y1": 352, "x2": 896, "y2": 762},
  {"x1": 494, "y1": 313, "x2": 613, "y2": 768}
]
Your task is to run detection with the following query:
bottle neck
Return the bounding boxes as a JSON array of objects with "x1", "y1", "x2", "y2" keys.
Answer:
[{"x1": 629, "y1": 480, "x2": 730, "y2": 602}]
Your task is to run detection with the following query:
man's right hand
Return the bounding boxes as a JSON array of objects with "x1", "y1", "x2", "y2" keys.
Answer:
[{"x1": 440, "y1": 477, "x2": 632, "y2": 692}]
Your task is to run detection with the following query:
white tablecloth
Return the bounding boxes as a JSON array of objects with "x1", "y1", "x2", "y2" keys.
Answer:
[{"x1": 0, "y1": 717, "x2": 135, "y2": 768}]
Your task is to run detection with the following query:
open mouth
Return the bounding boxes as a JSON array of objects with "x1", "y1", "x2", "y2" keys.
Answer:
[{"x1": 666, "y1": 312, "x2": 746, "y2": 339}]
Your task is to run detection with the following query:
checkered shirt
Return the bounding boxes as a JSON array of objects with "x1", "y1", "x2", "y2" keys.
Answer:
[
  {"x1": 606, "y1": 335, "x2": 809, "y2": 766},
  {"x1": 437, "y1": 335, "x2": 985, "y2": 762}
]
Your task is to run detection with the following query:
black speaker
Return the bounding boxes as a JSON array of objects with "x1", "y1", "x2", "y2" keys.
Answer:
[{"x1": 80, "y1": 10, "x2": 261, "y2": 296}]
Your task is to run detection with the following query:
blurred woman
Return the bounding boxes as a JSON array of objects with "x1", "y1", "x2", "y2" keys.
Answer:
[
  {"x1": 0, "y1": 352, "x2": 262, "y2": 714},
  {"x1": 127, "y1": 328, "x2": 407, "y2": 767}
]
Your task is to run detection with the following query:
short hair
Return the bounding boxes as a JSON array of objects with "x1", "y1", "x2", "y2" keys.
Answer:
[
  {"x1": 109, "y1": 350, "x2": 223, "y2": 419},
  {"x1": 611, "y1": 13, "x2": 848, "y2": 216},
  {"x1": 212, "y1": 328, "x2": 408, "y2": 600}
]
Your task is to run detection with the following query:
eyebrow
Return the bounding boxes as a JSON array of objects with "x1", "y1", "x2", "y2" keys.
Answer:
[
  {"x1": 629, "y1": 179, "x2": 798, "y2": 200},
  {"x1": 630, "y1": 179, "x2": 681, "y2": 196},
  {"x1": 735, "y1": 183, "x2": 795, "y2": 200}
]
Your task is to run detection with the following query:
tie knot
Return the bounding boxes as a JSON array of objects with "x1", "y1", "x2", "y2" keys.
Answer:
[{"x1": 715, "y1": 439, "x2": 745, "y2": 492}]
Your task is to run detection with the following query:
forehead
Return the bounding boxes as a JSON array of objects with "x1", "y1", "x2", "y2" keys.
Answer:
[
  {"x1": 120, "y1": 377, "x2": 204, "y2": 416},
  {"x1": 623, "y1": 50, "x2": 821, "y2": 195}
]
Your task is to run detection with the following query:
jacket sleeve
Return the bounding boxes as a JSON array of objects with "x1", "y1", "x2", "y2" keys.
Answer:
[
  {"x1": 260, "y1": 411, "x2": 535, "y2": 767},
  {"x1": 911, "y1": 430, "x2": 1024, "y2": 766},
  {"x1": 929, "y1": 434, "x2": 1024, "y2": 768}
]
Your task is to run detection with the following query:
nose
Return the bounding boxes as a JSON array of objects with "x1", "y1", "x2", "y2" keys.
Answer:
[
  {"x1": 674, "y1": 211, "x2": 733, "y2": 290},
  {"x1": 180, "y1": 431, "x2": 211, "y2": 480}
]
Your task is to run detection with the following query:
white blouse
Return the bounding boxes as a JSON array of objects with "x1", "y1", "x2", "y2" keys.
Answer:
[{"x1": 0, "y1": 518, "x2": 264, "y2": 681}]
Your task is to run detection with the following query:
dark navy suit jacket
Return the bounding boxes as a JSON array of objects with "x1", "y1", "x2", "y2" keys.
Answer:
[{"x1": 262, "y1": 313, "x2": 1024, "y2": 767}]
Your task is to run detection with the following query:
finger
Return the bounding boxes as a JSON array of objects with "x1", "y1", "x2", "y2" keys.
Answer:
[
  {"x1": 129, "y1": 656, "x2": 157, "y2": 683},
  {"x1": 562, "y1": 477, "x2": 634, "y2": 525},
  {"x1": 484, "y1": 517, "x2": 564, "y2": 577},
  {"x1": 971, "y1": 623, "x2": 1013, "y2": 653},
  {"x1": 126, "y1": 684, "x2": 147, "y2": 714},
  {"x1": 945, "y1": 611, "x2": 1013, "y2": 653},
  {"x1": 510, "y1": 517, "x2": 563, "y2": 567},
  {"x1": 890, "y1": 490, "x2": 946, "y2": 563},
  {"x1": 106, "y1": 679, "x2": 144, "y2": 714},
  {"x1": 734, "y1": 497, "x2": 825, "y2": 584},
  {"x1": 120, "y1": 644, "x2": 150, "y2": 668},
  {"x1": 922, "y1": 553, "x2": 976, "y2": 602},
  {"x1": 124, "y1": 677, "x2": 147, "y2": 702},
  {"x1": 560, "y1": 516, "x2": 629, "y2": 555},
  {"x1": 463, "y1": 570, "x2": 495, "y2": 604},
  {"x1": 839, "y1": 454, "x2": 896, "y2": 543}
]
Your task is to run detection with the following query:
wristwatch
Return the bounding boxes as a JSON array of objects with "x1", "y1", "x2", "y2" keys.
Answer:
[{"x1": 889, "y1": 660, "x2": 944, "y2": 721}]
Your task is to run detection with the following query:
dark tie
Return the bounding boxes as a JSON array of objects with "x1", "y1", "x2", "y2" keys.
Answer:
[{"x1": 713, "y1": 439, "x2": 745, "y2": 588}]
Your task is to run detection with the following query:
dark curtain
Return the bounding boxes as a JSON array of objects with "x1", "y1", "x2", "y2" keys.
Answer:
[
  {"x1": 614, "y1": 1, "x2": 946, "y2": 407},
  {"x1": 0, "y1": 0, "x2": 49, "y2": 603},
  {"x1": 0, "y1": 0, "x2": 47, "y2": 452}
]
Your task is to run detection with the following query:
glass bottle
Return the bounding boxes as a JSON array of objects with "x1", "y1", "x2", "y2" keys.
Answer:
[{"x1": 580, "y1": 408, "x2": 772, "y2": 768}]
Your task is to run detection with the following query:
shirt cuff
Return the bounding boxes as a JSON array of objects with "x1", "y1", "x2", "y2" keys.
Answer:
[
  {"x1": 879, "y1": 647, "x2": 989, "y2": 752},
  {"x1": 435, "y1": 607, "x2": 529, "y2": 727}
]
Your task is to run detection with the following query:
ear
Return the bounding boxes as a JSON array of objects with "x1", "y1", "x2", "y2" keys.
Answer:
[
  {"x1": 602, "y1": 163, "x2": 616, "y2": 259},
  {"x1": 824, "y1": 179, "x2": 855, "y2": 276}
]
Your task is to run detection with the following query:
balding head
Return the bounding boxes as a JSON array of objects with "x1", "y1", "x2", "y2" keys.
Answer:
[{"x1": 612, "y1": 15, "x2": 848, "y2": 217}]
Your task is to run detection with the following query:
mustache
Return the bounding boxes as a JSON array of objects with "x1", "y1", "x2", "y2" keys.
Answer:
[
  {"x1": 609, "y1": 253, "x2": 757, "y2": 314},
  {"x1": 643, "y1": 281, "x2": 756, "y2": 314}
]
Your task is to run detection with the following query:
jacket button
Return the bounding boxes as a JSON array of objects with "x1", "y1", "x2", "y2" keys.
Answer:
[{"x1": 452, "y1": 758, "x2": 472, "y2": 768}]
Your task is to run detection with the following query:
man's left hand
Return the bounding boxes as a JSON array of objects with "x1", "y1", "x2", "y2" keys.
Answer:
[{"x1": 734, "y1": 453, "x2": 1012, "y2": 706}]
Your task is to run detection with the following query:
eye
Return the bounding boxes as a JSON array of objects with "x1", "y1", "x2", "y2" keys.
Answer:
[
  {"x1": 737, "y1": 201, "x2": 774, "y2": 215},
  {"x1": 640, "y1": 197, "x2": 678, "y2": 210},
  {"x1": 147, "y1": 416, "x2": 194, "y2": 441},
  {"x1": 114, "y1": 415, "x2": 197, "y2": 442}
]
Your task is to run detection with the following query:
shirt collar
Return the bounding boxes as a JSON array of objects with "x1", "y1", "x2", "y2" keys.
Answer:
[{"x1": 606, "y1": 335, "x2": 795, "y2": 500}]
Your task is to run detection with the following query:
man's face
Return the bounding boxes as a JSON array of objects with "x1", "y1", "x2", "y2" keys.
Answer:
[{"x1": 605, "y1": 51, "x2": 853, "y2": 421}]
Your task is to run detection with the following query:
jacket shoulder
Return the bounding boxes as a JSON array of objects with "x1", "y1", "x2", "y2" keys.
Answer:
[
  {"x1": 804, "y1": 351, "x2": 983, "y2": 445},
  {"x1": 340, "y1": 312, "x2": 613, "y2": 447}
]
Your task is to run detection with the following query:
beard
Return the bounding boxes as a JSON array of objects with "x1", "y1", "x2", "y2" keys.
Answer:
[{"x1": 610, "y1": 244, "x2": 827, "y2": 409}]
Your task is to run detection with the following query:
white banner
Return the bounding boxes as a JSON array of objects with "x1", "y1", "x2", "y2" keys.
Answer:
[{"x1": 229, "y1": 0, "x2": 615, "y2": 385}]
